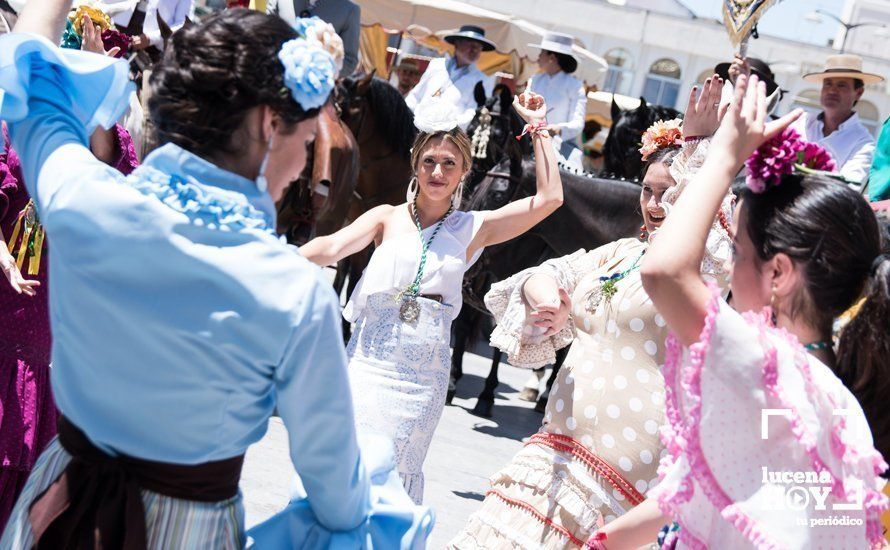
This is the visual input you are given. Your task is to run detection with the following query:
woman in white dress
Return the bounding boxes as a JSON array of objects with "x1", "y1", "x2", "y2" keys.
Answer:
[
  {"x1": 527, "y1": 31, "x2": 587, "y2": 169},
  {"x1": 300, "y1": 93, "x2": 564, "y2": 503}
]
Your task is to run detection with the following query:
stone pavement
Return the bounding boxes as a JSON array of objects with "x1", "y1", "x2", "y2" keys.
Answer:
[{"x1": 240, "y1": 349, "x2": 545, "y2": 547}]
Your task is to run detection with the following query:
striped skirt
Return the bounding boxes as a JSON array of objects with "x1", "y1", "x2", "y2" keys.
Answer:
[{"x1": 0, "y1": 438, "x2": 245, "y2": 549}]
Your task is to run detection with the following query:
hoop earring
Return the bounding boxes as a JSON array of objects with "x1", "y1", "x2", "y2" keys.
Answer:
[
  {"x1": 452, "y1": 180, "x2": 464, "y2": 211},
  {"x1": 769, "y1": 285, "x2": 778, "y2": 326},
  {"x1": 406, "y1": 176, "x2": 418, "y2": 203}
]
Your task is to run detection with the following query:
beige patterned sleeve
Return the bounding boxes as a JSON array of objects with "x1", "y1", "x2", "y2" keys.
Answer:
[{"x1": 484, "y1": 241, "x2": 626, "y2": 368}]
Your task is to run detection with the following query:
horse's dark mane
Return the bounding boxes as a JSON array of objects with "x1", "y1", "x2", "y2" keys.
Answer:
[{"x1": 366, "y1": 77, "x2": 416, "y2": 159}]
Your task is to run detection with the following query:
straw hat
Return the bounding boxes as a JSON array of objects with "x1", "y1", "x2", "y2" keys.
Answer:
[
  {"x1": 528, "y1": 31, "x2": 578, "y2": 73},
  {"x1": 803, "y1": 54, "x2": 884, "y2": 84},
  {"x1": 443, "y1": 25, "x2": 497, "y2": 52}
]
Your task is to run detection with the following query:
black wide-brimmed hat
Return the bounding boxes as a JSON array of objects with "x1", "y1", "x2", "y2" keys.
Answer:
[
  {"x1": 443, "y1": 25, "x2": 497, "y2": 52},
  {"x1": 715, "y1": 57, "x2": 779, "y2": 95}
]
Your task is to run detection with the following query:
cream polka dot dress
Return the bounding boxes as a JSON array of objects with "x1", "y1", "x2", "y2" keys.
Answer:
[{"x1": 451, "y1": 238, "x2": 672, "y2": 549}]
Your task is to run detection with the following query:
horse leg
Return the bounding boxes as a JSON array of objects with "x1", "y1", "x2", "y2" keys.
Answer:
[
  {"x1": 447, "y1": 307, "x2": 475, "y2": 404},
  {"x1": 472, "y1": 349, "x2": 500, "y2": 418},
  {"x1": 519, "y1": 367, "x2": 546, "y2": 402},
  {"x1": 535, "y1": 346, "x2": 570, "y2": 413}
]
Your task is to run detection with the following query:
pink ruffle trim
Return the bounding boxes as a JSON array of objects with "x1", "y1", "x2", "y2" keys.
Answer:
[{"x1": 659, "y1": 287, "x2": 889, "y2": 548}]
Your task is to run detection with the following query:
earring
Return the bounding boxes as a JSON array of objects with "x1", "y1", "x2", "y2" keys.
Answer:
[
  {"x1": 255, "y1": 136, "x2": 274, "y2": 193},
  {"x1": 769, "y1": 285, "x2": 778, "y2": 326},
  {"x1": 639, "y1": 224, "x2": 648, "y2": 241},
  {"x1": 452, "y1": 180, "x2": 464, "y2": 211},
  {"x1": 406, "y1": 176, "x2": 418, "y2": 203}
]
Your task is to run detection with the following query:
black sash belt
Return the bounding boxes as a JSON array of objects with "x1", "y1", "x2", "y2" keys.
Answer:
[{"x1": 28, "y1": 416, "x2": 244, "y2": 550}]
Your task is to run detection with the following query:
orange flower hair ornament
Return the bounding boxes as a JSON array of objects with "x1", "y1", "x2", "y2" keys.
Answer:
[{"x1": 639, "y1": 118, "x2": 684, "y2": 161}]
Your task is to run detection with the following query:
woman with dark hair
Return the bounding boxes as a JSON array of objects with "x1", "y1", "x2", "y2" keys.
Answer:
[
  {"x1": 526, "y1": 31, "x2": 586, "y2": 168},
  {"x1": 449, "y1": 78, "x2": 735, "y2": 549},
  {"x1": 0, "y1": 3, "x2": 418, "y2": 548},
  {"x1": 589, "y1": 75, "x2": 887, "y2": 549}
]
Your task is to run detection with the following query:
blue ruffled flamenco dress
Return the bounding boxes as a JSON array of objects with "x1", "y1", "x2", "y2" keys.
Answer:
[{"x1": 0, "y1": 32, "x2": 434, "y2": 550}]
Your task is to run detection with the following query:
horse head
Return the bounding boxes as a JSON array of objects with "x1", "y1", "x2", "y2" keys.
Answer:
[
  {"x1": 465, "y1": 83, "x2": 530, "y2": 198},
  {"x1": 601, "y1": 97, "x2": 681, "y2": 183}
]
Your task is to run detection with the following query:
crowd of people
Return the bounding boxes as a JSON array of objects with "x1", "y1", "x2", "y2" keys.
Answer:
[{"x1": 1, "y1": 0, "x2": 889, "y2": 549}]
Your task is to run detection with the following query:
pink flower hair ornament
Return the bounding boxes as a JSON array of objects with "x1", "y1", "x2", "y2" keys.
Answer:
[{"x1": 745, "y1": 128, "x2": 838, "y2": 193}]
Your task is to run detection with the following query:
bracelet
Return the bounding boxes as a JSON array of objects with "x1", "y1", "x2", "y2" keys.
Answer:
[
  {"x1": 517, "y1": 121, "x2": 548, "y2": 140},
  {"x1": 683, "y1": 135, "x2": 707, "y2": 142},
  {"x1": 586, "y1": 531, "x2": 608, "y2": 550}
]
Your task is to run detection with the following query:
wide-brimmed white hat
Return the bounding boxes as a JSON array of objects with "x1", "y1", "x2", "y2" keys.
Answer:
[
  {"x1": 803, "y1": 54, "x2": 884, "y2": 85},
  {"x1": 528, "y1": 31, "x2": 578, "y2": 73}
]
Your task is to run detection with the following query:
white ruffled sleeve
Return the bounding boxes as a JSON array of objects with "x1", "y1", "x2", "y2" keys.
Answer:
[{"x1": 484, "y1": 241, "x2": 625, "y2": 368}]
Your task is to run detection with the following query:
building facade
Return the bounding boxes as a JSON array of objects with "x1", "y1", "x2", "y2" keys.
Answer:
[{"x1": 460, "y1": 0, "x2": 890, "y2": 134}]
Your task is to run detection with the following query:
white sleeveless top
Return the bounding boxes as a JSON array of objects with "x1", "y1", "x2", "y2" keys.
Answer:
[{"x1": 343, "y1": 210, "x2": 487, "y2": 322}]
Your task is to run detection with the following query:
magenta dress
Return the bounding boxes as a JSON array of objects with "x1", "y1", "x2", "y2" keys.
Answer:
[{"x1": 0, "y1": 122, "x2": 138, "y2": 528}]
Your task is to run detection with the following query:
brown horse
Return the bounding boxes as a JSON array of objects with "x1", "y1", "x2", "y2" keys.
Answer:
[{"x1": 276, "y1": 102, "x2": 361, "y2": 243}]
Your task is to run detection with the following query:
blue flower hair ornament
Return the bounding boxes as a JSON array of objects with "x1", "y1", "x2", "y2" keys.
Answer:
[{"x1": 278, "y1": 19, "x2": 338, "y2": 111}]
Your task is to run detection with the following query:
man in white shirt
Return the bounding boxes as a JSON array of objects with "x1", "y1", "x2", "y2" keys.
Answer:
[
  {"x1": 793, "y1": 54, "x2": 884, "y2": 185},
  {"x1": 104, "y1": 0, "x2": 194, "y2": 51},
  {"x1": 405, "y1": 25, "x2": 496, "y2": 130}
]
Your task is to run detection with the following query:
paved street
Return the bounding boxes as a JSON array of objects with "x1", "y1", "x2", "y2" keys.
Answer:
[{"x1": 240, "y1": 349, "x2": 545, "y2": 547}]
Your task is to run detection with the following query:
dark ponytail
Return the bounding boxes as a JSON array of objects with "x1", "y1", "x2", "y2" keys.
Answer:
[
  {"x1": 742, "y1": 175, "x2": 888, "y2": 466},
  {"x1": 836, "y1": 255, "x2": 890, "y2": 467}
]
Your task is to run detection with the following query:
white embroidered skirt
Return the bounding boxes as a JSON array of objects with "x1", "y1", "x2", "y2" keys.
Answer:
[{"x1": 346, "y1": 292, "x2": 453, "y2": 505}]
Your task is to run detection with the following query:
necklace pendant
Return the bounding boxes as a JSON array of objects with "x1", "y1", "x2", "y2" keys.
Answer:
[
  {"x1": 399, "y1": 295, "x2": 421, "y2": 323},
  {"x1": 584, "y1": 286, "x2": 603, "y2": 313}
]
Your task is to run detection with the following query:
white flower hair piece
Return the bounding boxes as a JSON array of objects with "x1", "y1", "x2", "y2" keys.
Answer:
[
  {"x1": 293, "y1": 16, "x2": 345, "y2": 74},
  {"x1": 413, "y1": 97, "x2": 461, "y2": 133}
]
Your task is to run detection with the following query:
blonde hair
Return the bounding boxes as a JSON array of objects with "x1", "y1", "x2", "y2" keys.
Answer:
[{"x1": 410, "y1": 129, "x2": 473, "y2": 173}]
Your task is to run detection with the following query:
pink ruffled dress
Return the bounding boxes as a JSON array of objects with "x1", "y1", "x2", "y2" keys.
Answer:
[
  {"x1": 651, "y1": 286, "x2": 889, "y2": 549},
  {"x1": 0, "y1": 122, "x2": 138, "y2": 529}
]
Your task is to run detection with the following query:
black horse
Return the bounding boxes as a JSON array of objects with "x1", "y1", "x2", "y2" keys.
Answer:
[
  {"x1": 601, "y1": 97, "x2": 682, "y2": 182},
  {"x1": 449, "y1": 86, "x2": 645, "y2": 417}
]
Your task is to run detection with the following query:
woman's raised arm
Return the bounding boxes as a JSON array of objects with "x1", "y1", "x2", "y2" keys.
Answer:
[
  {"x1": 300, "y1": 204, "x2": 393, "y2": 266},
  {"x1": 467, "y1": 92, "x2": 563, "y2": 260},
  {"x1": 14, "y1": 0, "x2": 71, "y2": 40}
]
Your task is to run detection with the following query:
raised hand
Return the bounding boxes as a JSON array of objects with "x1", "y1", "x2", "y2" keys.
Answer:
[
  {"x1": 80, "y1": 15, "x2": 121, "y2": 57},
  {"x1": 682, "y1": 74, "x2": 723, "y2": 139},
  {"x1": 711, "y1": 74, "x2": 802, "y2": 165},
  {"x1": 727, "y1": 55, "x2": 750, "y2": 84},
  {"x1": 513, "y1": 91, "x2": 546, "y2": 123}
]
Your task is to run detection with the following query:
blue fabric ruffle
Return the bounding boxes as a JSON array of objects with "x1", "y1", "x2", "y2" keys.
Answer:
[
  {"x1": 246, "y1": 434, "x2": 435, "y2": 549},
  {"x1": 127, "y1": 165, "x2": 276, "y2": 235},
  {"x1": 0, "y1": 33, "x2": 132, "y2": 133}
]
